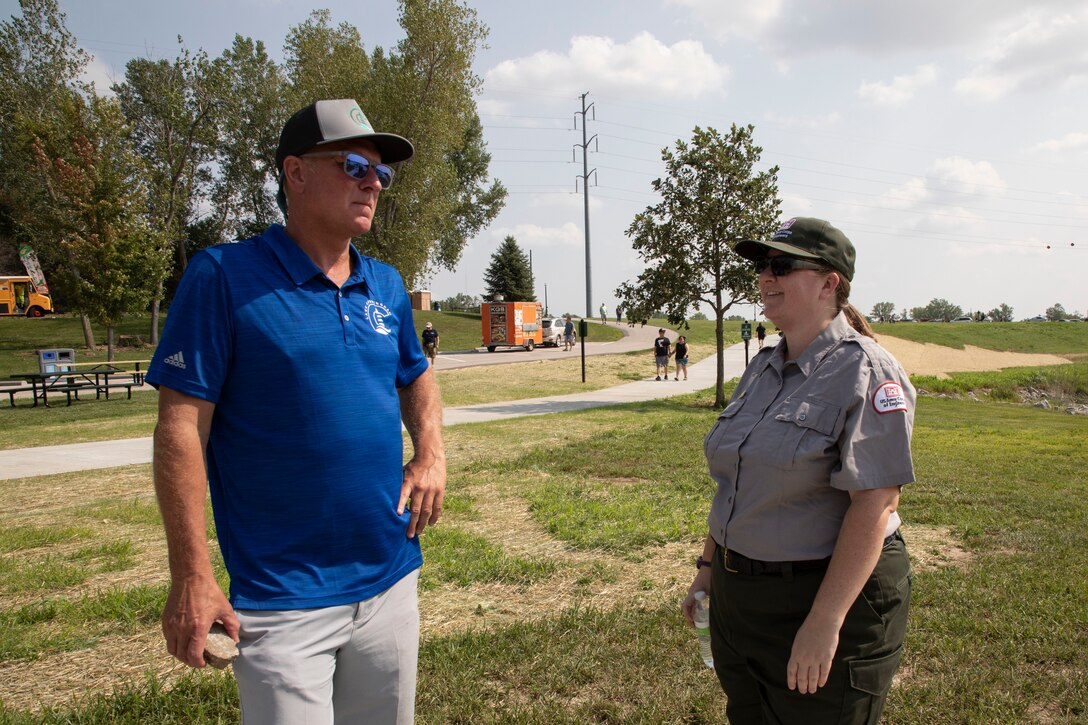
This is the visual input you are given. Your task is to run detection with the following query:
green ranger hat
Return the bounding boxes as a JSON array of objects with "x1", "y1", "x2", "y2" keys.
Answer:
[{"x1": 735, "y1": 217, "x2": 856, "y2": 281}]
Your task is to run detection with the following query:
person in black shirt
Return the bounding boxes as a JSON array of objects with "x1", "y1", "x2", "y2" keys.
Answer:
[
  {"x1": 421, "y1": 322, "x2": 439, "y2": 364},
  {"x1": 673, "y1": 335, "x2": 689, "y2": 381},
  {"x1": 653, "y1": 329, "x2": 671, "y2": 380}
]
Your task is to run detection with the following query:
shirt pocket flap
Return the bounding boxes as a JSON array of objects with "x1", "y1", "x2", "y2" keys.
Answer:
[{"x1": 774, "y1": 398, "x2": 839, "y2": 436}]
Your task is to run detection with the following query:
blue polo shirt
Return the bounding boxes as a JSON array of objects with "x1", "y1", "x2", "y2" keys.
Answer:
[{"x1": 147, "y1": 224, "x2": 429, "y2": 609}]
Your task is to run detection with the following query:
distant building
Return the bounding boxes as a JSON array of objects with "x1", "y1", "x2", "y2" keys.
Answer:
[{"x1": 409, "y1": 290, "x2": 432, "y2": 312}]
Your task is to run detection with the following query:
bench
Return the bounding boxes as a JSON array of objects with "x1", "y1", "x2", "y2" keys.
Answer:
[
  {"x1": 93, "y1": 381, "x2": 136, "y2": 400},
  {"x1": 5, "y1": 385, "x2": 37, "y2": 407}
]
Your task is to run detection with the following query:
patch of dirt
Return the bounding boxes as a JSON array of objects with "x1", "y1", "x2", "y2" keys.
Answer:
[
  {"x1": 899, "y1": 524, "x2": 973, "y2": 572},
  {"x1": 876, "y1": 336, "x2": 1071, "y2": 378}
]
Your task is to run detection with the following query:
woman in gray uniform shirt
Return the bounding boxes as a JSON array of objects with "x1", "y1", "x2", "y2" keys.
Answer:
[{"x1": 682, "y1": 217, "x2": 914, "y2": 724}]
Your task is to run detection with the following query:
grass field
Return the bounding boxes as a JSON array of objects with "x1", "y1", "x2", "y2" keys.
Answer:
[
  {"x1": 1, "y1": 392, "x2": 1086, "y2": 722},
  {"x1": 0, "y1": 311, "x2": 624, "y2": 378},
  {"x1": 2, "y1": 317, "x2": 1086, "y2": 721},
  {"x1": 872, "y1": 320, "x2": 1088, "y2": 357}
]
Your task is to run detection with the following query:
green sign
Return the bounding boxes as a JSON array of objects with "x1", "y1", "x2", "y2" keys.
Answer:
[{"x1": 740, "y1": 321, "x2": 752, "y2": 340}]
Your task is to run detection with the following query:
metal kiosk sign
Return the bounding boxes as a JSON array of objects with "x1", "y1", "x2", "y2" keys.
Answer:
[
  {"x1": 741, "y1": 321, "x2": 752, "y2": 365},
  {"x1": 578, "y1": 319, "x2": 589, "y2": 382}
]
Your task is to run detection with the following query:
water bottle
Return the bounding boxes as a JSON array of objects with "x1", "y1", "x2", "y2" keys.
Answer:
[{"x1": 693, "y1": 590, "x2": 714, "y2": 669}]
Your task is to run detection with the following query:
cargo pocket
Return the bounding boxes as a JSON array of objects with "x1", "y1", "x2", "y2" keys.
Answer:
[{"x1": 848, "y1": 647, "x2": 903, "y2": 696}]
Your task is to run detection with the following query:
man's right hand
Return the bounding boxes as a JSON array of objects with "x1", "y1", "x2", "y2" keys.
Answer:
[{"x1": 162, "y1": 573, "x2": 239, "y2": 668}]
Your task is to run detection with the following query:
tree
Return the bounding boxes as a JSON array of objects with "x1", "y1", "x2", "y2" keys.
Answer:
[
  {"x1": 483, "y1": 236, "x2": 535, "y2": 301},
  {"x1": 988, "y1": 303, "x2": 1014, "y2": 322},
  {"x1": 1046, "y1": 303, "x2": 1068, "y2": 321},
  {"x1": 207, "y1": 35, "x2": 285, "y2": 242},
  {"x1": 282, "y1": 2, "x2": 505, "y2": 288},
  {"x1": 27, "y1": 94, "x2": 169, "y2": 359},
  {"x1": 437, "y1": 292, "x2": 480, "y2": 311},
  {"x1": 871, "y1": 302, "x2": 895, "y2": 323},
  {"x1": 617, "y1": 124, "x2": 780, "y2": 407},
  {"x1": 910, "y1": 298, "x2": 962, "y2": 322},
  {"x1": 114, "y1": 45, "x2": 218, "y2": 344},
  {"x1": 0, "y1": 0, "x2": 91, "y2": 331}
]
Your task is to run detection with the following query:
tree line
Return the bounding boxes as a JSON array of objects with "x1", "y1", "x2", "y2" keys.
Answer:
[
  {"x1": 0, "y1": 0, "x2": 505, "y2": 357},
  {"x1": 871, "y1": 300, "x2": 1082, "y2": 322}
]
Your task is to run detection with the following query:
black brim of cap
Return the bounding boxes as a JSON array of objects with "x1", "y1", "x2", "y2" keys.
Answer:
[{"x1": 735, "y1": 239, "x2": 823, "y2": 262}]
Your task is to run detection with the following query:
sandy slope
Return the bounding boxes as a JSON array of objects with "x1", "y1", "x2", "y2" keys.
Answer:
[{"x1": 876, "y1": 335, "x2": 1072, "y2": 377}]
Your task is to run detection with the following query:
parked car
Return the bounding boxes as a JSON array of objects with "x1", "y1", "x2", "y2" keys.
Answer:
[
  {"x1": 540, "y1": 317, "x2": 564, "y2": 346},
  {"x1": 951, "y1": 316, "x2": 974, "y2": 322},
  {"x1": 1023, "y1": 315, "x2": 1047, "y2": 322}
]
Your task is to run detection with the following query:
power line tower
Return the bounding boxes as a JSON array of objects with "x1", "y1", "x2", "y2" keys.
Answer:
[{"x1": 574, "y1": 92, "x2": 597, "y2": 318}]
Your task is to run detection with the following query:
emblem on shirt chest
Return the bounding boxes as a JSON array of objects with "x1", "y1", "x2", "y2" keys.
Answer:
[
  {"x1": 873, "y1": 381, "x2": 908, "y2": 413},
  {"x1": 364, "y1": 300, "x2": 393, "y2": 335}
]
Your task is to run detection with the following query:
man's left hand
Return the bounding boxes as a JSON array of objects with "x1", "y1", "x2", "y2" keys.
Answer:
[{"x1": 399, "y1": 455, "x2": 445, "y2": 538}]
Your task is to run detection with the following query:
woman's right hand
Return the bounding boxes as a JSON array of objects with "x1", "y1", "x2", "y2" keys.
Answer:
[{"x1": 681, "y1": 568, "x2": 713, "y2": 627}]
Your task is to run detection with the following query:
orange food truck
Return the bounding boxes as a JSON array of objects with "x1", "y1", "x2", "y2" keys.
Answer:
[{"x1": 481, "y1": 300, "x2": 543, "y2": 352}]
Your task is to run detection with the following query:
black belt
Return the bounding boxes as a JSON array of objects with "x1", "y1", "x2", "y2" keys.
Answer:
[{"x1": 722, "y1": 532, "x2": 898, "y2": 577}]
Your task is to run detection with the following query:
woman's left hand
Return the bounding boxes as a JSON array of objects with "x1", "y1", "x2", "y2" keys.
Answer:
[{"x1": 787, "y1": 613, "x2": 839, "y2": 694}]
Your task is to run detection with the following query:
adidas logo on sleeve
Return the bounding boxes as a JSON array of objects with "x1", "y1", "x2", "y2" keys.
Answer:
[{"x1": 164, "y1": 351, "x2": 187, "y2": 370}]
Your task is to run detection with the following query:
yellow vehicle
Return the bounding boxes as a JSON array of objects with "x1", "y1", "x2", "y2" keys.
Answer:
[{"x1": 0, "y1": 276, "x2": 54, "y2": 317}]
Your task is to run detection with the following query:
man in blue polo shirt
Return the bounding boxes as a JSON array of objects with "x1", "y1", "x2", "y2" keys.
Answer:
[{"x1": 148, "y1": 99, "x2": 445, "y2": 724}]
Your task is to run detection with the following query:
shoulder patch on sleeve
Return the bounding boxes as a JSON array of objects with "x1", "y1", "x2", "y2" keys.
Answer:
[{"x1": 873, "y1": 381, "x2": 909, "y2": 414}]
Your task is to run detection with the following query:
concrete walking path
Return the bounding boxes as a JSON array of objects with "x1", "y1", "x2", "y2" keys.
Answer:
[{"x1": 0, "y1": 341, "x2": 752, "y2": 480}]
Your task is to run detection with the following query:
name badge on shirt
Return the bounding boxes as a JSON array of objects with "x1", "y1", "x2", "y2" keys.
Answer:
[{"x1": 873, "y1": 381, "x2": 908, "y2": 414}]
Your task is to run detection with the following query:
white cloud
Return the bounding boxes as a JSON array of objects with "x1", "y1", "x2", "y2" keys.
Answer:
[
  {"x1": 488, "y1": 222, "x2": 583, "y2": 249},
  {"x1": 484, "y1": 32, "x2": 730, "y2": 100},
  {"x1": 928, "y1": 157, "x2": 1005, "y2": 197},
  {"x1": 671, "y1": 0, "x2": 1081, "y2": 59},
  {"x1": 878, "y1": 178, "x2": 929, "y2": 209},
  {"x1": 81, "y1": 55, "x2": 119, "y2": 96},
  {"x1": 857, "y1": 64, "x2": 938, "y2": 107},
  {"x1": 665, "y1": 0, "x2": 783, "y2": 40},
  {"x1": 1029, "y1": 132, "x2": 1088, "y2": 153},
  {"x1": 763, "y1": 111, "x2": 842, "y2": 130},
  {"x1": 955, "y1": 9, "x2": 1088, "y2": 100}
]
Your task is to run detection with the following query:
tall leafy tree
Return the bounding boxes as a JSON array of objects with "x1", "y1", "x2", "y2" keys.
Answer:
[
  {"x1": 1044, "y1": 303, "x2": 1080, "y2": 321},
  {"x1": 988, "y1": 303, "x2": 1014, "y2": 322},
  {"x1": 207, "y1": 35, "x2": 285, "y2": 241},
  {"x1": 0, "y1": 0, "x2": 88, "y2": 256},
  {"x1": 910, "y1": 298, "x2": 962, "y2": 322},
  {"x1": 483, "y1": 236, "x2": 535, "y2": 301},
  {"x1": 871, "y1": 301, "x2": 896, "y2": 322},
  {"x1": 113, "y1": 45, "x2": 218, "y2": 343},
  {"x1": 27, "y1": 94, "x2": 170, "y2": 359},
  {"x1": 617, "y1": 125, "x2": 780, "y2": 407},
  {"x1": 282, "y1": 2, "x2": 505, "y2": 288}
]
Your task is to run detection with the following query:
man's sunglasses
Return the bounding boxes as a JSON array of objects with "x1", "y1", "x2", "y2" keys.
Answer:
[
  {"x1": 752, "y1": 256, "x2": 827, "y2": 277},
  {"x1": 299, "y1": 151, "x2": 395, "y2": 188}
]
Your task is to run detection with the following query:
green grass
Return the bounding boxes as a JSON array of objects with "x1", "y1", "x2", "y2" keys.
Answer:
[
  {"x1": 1, "y1": 671, "x2": 241, "y2": 724},
  {"x1": 0, "y1": 540, "x2": 136, "y2": 594},
  {"x1": 0, "y1": 389, "x2": 159, "y2": 449},
  {"x1": 2, "y1": 394, "x2": 1087, "y2": 721},
  {"x1": 911, "y1": 363, "x2": 1088, "y2": 402},
  {"x1": 0, "y1": 584, "x2": 168, "y2": 662},
  {"x1": 873, "y1": 320, "x2": 1088, "y2": 355},
  {"x1": 420, "y1": 527, "x2": 556, "y2": 590},
  {"x1": 0, "y1": 524, "x2": 92, "y2": 553}
]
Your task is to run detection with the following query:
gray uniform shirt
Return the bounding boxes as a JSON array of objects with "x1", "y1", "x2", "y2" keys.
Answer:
[{"x1": 705, "y1": 312, "x2": 915, "y2": 561}]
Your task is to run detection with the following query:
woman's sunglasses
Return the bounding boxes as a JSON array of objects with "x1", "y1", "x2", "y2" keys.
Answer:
[
  {"x1": 300, "y1": 151, "x2": 395, "y2": 188},
  {"x1": 752, "y1": 256, "x2": 827, "y2": 277}
]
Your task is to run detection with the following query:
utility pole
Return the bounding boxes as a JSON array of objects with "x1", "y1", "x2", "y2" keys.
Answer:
[{"x1": 574, "y1": 92, "x2": 597, "y2": 319}]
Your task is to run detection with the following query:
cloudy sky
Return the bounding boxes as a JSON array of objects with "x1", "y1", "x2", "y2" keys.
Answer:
[{"x1": 14, "y1": 0, "x2": 1088, "y2": 320}]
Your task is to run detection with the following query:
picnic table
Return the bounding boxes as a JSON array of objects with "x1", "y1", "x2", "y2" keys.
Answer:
[{"x1": 6, "y1": 364, "x2": 139, "y2": 408}]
